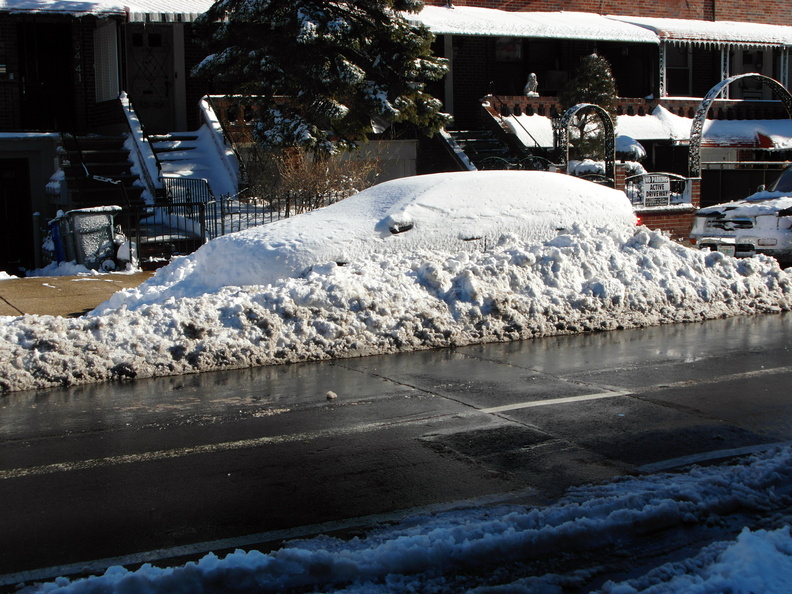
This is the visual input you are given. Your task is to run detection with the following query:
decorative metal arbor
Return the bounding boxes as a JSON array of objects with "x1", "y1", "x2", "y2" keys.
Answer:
[
  {"x1": 554, "y1": 103, "x2": 616, "y2": 182},
  {"x1": 688, "y1": 73, "x2": 792, "y2": 178}
]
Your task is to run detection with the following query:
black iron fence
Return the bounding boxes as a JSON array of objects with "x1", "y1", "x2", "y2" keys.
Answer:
[{"x1": 122, "y1": 185, "x2": 349, "y2": 264}]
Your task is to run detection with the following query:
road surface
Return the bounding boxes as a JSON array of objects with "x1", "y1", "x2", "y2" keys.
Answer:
[{"x1": 1, "y1": 312, "x2": 791, "y2": 584}]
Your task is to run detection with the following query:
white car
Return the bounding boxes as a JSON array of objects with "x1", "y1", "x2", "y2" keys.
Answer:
[
  {"x1": 690, "y1": 166, "x2": 792, "y2": 267},
  {"x1": 134, "y1": 170, "x2": 637, "y2": 297}
]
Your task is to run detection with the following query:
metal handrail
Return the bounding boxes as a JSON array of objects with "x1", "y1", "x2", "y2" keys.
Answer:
[
  {"x1": 489, "y1": 95, "x2": 544, "y2": 150},
  {"x1": 202, "y1": 95, "x2": 249, "y2": 194},
  {"x1": 119, "y1": 92, "x2": 163, "y2": 200}
]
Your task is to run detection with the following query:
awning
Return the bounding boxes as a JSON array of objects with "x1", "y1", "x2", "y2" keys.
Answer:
[
  {"x1": 505, "y1": 106, "x2": 792, "y2": 150},
  {"x1": 124, "y1": 0, "x2": 215, "y2": 22},
  {"x1": 0, "y1": 0, "x2": 214, "y2": 22},
  {"x1": 407, "y1": 6, "x2": 659, "y2": 44},
  {"x1": 0, "y1": 0, "x2": 125, "y2": 18},
  {"x1": 607, "y1": 15, "x2": 792, "y2": 48}
]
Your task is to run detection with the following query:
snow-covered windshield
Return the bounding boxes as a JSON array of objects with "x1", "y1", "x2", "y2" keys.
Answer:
[{"x1": 769, "y1": 166, "x2": 792, "y2": 193}]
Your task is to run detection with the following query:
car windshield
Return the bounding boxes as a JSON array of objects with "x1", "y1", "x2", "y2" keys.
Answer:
[{"x1": 769, "y1": 167, "x2": 792, "y2": 192}]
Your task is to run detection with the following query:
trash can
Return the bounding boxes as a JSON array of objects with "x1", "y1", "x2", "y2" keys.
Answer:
[{"x1": 48, "y1": 206, "x2": 122, "y2": 270}]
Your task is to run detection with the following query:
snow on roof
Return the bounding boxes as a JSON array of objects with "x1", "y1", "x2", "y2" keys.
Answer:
[
  {"x1": 407, "y1": 6, "x2": 659, "y2": 44},
  {"x1": 0, "y1": 0, "x2": 215, "y2": 22},
  {"x1": 607, "y1": 15, "x2": 792, "y2": 48},
  {"x1": 506, "y1": 105, "x2": 792, "y2": 150}
]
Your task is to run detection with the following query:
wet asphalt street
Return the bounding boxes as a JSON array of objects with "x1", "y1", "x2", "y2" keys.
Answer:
[{"x1": 1, "y1": 312, "x2": 792, "y2": 584}]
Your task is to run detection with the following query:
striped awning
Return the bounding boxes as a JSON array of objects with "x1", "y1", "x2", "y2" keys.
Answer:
[{"x1": 0, "y1": 0, "x2": 215, "y2": 22}]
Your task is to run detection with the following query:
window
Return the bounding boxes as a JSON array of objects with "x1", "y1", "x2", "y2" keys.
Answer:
[{"x1": 665, "y1": 44, "x2": 692, "y2": 96}]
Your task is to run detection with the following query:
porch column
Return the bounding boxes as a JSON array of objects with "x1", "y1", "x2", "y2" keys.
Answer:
[
  {"x1": 659, "y1": 42, "x2": 667, "y2": 97},
  {"x1": 444, "y1": 35, "x2": 454, "y2": 119},
  {"x1": 173, "y1": 23, "x2": 187, "y2": 131},
  {"x1": 720, "y1": 46, "x2": 730, "y2": 99}
]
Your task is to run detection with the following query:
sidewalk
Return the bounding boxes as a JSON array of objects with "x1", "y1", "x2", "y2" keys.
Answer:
[{"x1": 0, "y1": 271, "x2": 155, "y2": 318}]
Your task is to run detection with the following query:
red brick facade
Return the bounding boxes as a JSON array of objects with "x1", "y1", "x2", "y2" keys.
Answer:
[
  {"x1": 0, "y1": 14, "x2": 21, "y2": 130},
  {"x1": 636, "y1": 210, "x2": 698, "y2": 240}
]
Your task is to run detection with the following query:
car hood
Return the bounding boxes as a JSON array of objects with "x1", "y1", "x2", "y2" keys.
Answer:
[{"x1": 696, "y1": 191, "x2": 792, "y2": 218}]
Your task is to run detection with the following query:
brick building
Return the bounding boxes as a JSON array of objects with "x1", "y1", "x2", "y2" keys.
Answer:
[
  {"x1": 0, "y1": 0, "x2": 216, "y2": 272},
  {"x1": 413, "y1": 1, "x2": 792, "y2": 238}
]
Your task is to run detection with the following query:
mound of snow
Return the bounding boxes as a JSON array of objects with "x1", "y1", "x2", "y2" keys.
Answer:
[
  {"x1": 98, "y1": 170, "x2": 636, "y2": 309},
  {"x1": 0, "y1": 223, "x2": 790, "y2": 393}
]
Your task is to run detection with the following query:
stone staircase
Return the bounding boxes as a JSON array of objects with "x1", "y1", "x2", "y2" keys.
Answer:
[
  {"x1": 59, "y1": 135, "x2": 145, "y2": 209},
  {"x1": 148, "y1": 129, "x2": 238, "y2": 200},
  {"x1": 148, "y1": 132, "x2": 202, "y2": 169}
]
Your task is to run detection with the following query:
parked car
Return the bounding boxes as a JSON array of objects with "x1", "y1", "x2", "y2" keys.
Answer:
[
  {"x1": 689, "y1": 165, "x2": 792, "y2": 267},
  {"x1": 160, "y1": 170, "x2": 637, "y2": 292}
]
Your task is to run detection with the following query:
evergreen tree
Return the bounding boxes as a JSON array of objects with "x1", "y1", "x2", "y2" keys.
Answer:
[
  {"x1": 558, "y1": 53, "x2": 618, "y2": 161},
  {"x1": 193, "y1": 0, "x2": 451, "y2": 155}
]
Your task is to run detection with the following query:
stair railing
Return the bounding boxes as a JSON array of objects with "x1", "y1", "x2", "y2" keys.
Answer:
[
  {"x1": 160, "y1": 176, "x2": 223, "y2": 238},
  {"x1": 437, "y1": 129, "x2": 477, "y2": 171},
  {"x1": 489, "y1": 95, "x2": 544, "y2": 150},
  {"x1": 201, "y1": 96, "x2": 247, "y2": 196},
  {"x1": 58, "y1": 132, "x2": 133, "y2": 209},
  {"x1": 119, "y1": 91, "x2": 163, "y2": 202}
]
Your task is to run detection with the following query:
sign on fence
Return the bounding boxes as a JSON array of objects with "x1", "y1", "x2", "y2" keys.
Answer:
[{"x1": 641, "y1": 174, "x2": 671, "y2": 207}]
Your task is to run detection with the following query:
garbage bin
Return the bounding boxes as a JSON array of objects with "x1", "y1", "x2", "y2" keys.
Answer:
[{"x1": 48, "y1": 206, "x2": 122, "y2": 270}]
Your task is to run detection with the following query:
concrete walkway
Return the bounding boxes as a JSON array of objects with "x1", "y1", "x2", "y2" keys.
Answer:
[{"x1": 0, "y1": 271, "x2": 155, "y2": 318}]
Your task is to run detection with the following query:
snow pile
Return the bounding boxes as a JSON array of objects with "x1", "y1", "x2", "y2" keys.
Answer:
[
  {"x1": 0, "y1": 171, "x2": 790, "y2": 393},
  {"x1": 28, "y1": 443, "x2": 792, "y2": 593},
  {"x1": 615, "y1": 134, "x2": 647, "y2": 160},
  {"x1": 1, "y1": 223, "x2": 790, "y2": 393},
  {"x1": 97, "y1": 171, "x2": 636, "y2": 300},
  {"x1": 24, "y1": 261, "x2": 140, "y2": 278}
]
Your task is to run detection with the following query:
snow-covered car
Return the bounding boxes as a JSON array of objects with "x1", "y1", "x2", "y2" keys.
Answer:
[
  {"x1": 689, "y1": 166, "x2": 792, "y2": 267},
  {"x1": 160, "y1": 170, "x2": 637, "y2": 293}
]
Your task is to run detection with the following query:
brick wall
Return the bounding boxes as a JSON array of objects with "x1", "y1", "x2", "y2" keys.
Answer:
[
  {"x1": 184, "y1": 23, "x2": 211, "y2": 131},
  {"x1": 0, "y1": 14, "x2": 20, "y2": 130},
  {"x1": 424, "y1": 0, "x2": 790, "y2": 23},
  {"x1": 452, "y1": 36, "x2": 495, "y2": 128},
  {"x1": 637, "y1": 210, "x2": 697, "y2": 240},
  {"x1": 636, "y1": 179, "x2": 699, "y2": 240},
  {"x1": 72, "y1": 17, "x2": 92, "y2": 132},
  {"x1": 614, "y1": 165, "x2": 699, "y2": 241}
]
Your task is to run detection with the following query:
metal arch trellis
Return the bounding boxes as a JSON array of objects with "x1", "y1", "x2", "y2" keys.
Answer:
[
  {"x1": 688, "y1": 73, "x2": 792, "y2": 178},
  {"x1": 555, "y1": 103, "x2": 616, "y2": 181}
]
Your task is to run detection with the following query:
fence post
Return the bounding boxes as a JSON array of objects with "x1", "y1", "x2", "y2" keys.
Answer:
[
  {"x1": 199, "y1": 203, "x2": 207, "y2": 244},
  {"x1": 614, "y1": 163, "x2": 627, "y2": 193},
  {"x1": 220, "y1": 196, "x2": 226, "y2": 237}
]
